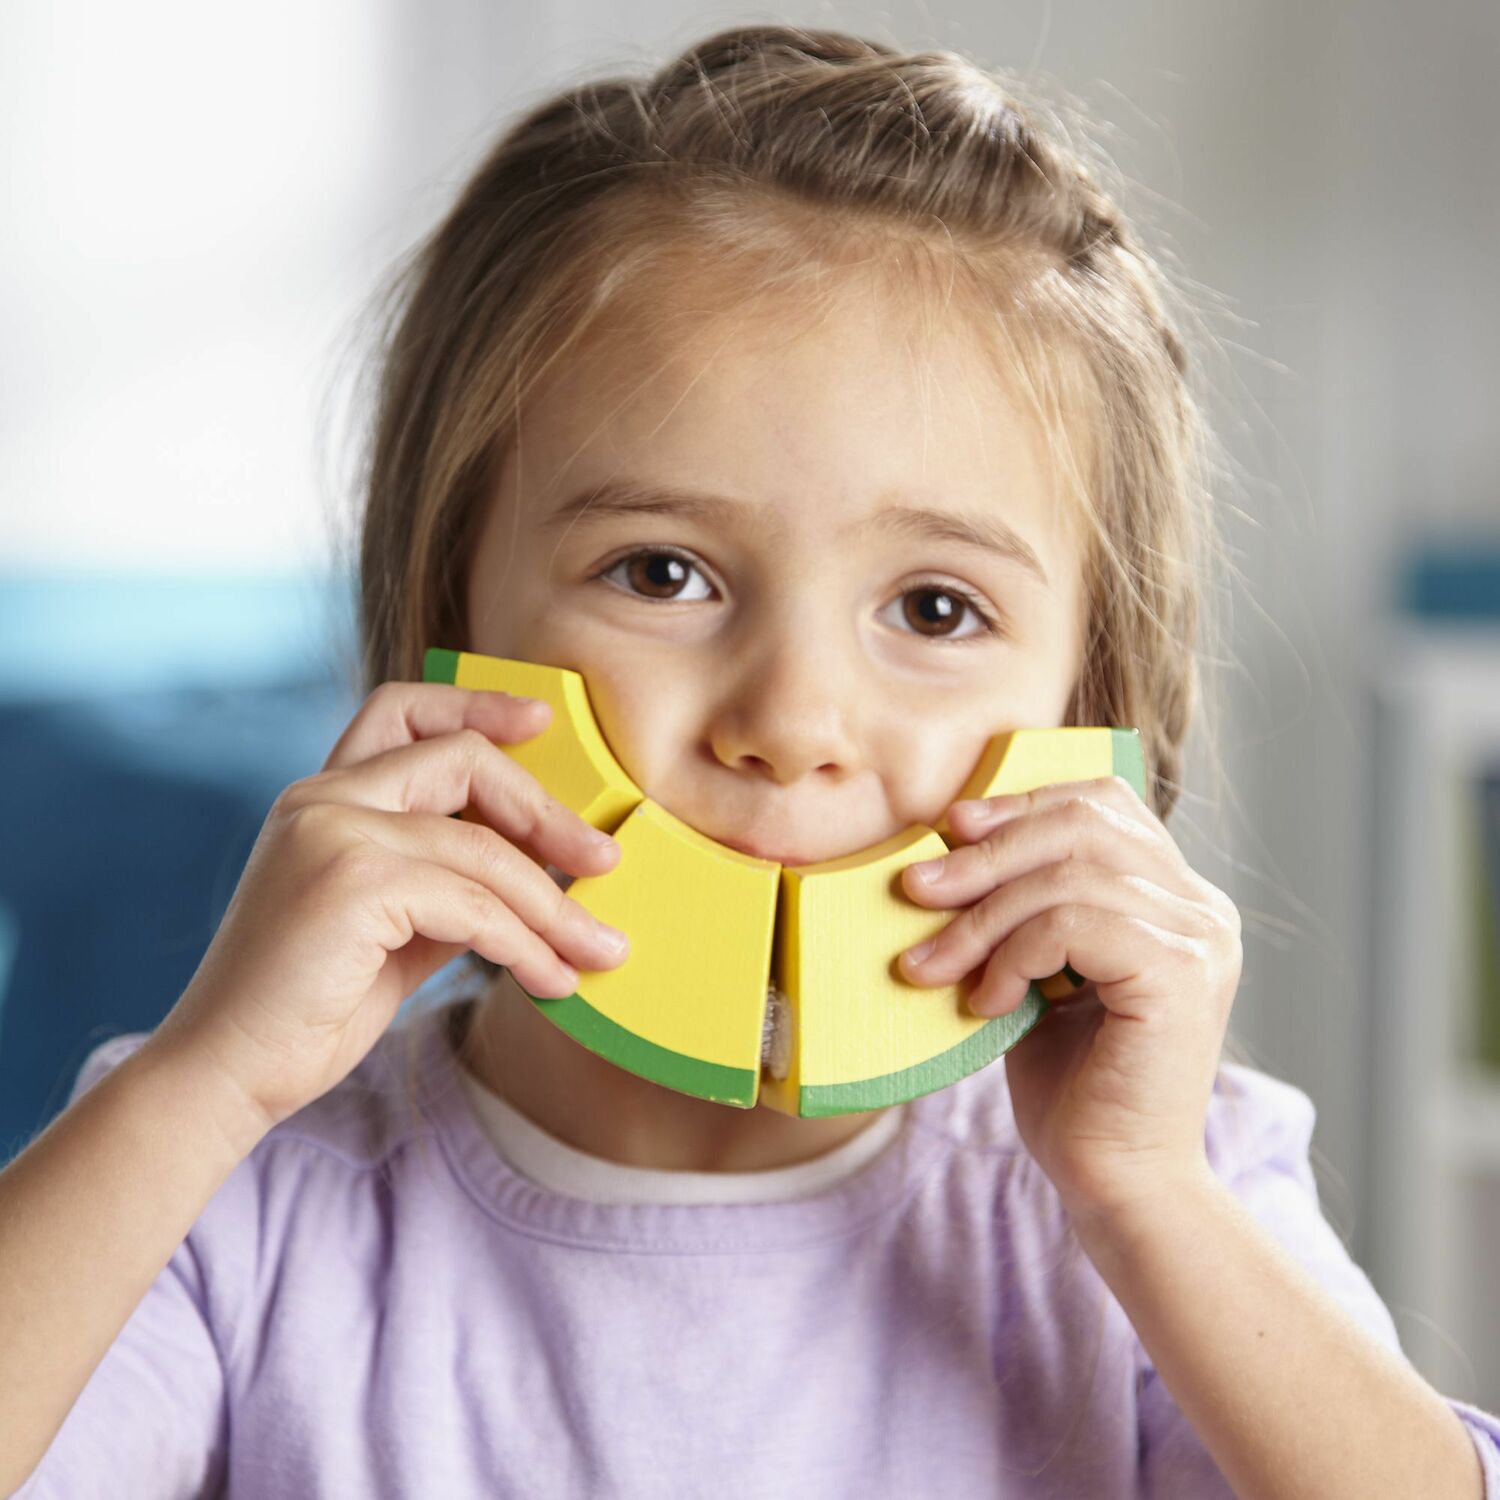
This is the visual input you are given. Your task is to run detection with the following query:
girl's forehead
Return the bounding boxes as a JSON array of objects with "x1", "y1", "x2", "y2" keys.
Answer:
[
  {"x1": 480, "y1": 234, "x2": 1094, "y2": 579},
  {"x1": 499, "y1": 366, "x2": 1082, "y2": 603},
  {"x1": 519, "y1": 277, "x2": 1076, "y2": 517}
]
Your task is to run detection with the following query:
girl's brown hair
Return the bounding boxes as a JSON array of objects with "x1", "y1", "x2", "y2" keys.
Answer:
[{"x1": 352, "y1": 22, "x2": 1229, "y2": 829}]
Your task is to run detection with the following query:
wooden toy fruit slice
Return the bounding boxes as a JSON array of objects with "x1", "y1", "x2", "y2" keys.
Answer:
[
  {"x1": 425, "y1": 648, "x2": 775, "y2": 1107},
  {"x1": 756, "y1": 826, "x2": 1043, "y2": 1118},
  {"x1": 757, "y1": 727, "x2": 1149, "y2": 1118},
  {"x1": 532, "y1": 799, "x2": 779, "y2": 1108}
]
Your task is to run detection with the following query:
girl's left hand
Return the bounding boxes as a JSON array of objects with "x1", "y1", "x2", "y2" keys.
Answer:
[{"x1": 897, "y1": 776, "x2": 1243, "y2": 1226}]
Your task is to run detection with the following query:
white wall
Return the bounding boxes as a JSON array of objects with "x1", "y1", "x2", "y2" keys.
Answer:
[{"x1": 1, "y1": 2, "x2": 409, "y2": 570}]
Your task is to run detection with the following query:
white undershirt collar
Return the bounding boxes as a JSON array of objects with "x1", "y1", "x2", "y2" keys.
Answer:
[{"x1": 457, "y1": 1065, "x2": 907, "y2": 1206}]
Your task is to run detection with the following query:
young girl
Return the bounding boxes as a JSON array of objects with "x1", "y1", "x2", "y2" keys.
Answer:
[{"x1": 4, "y1": 24, "x2": 1497, "y2": 1499}]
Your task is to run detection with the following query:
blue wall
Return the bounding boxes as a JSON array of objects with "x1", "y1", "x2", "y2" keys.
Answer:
[{"x1": 0, "y1": 574, "x2": 364, "y2": 1157}]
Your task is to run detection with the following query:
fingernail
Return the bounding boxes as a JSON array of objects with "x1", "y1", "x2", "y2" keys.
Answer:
[
  {"x1": 909, "y1": 859, "x2": 944, "y2": 885},
  {"x1": 904, "y1": 938, "x2": 937, "y2": 968},
  {"x1": 959, "y1": 797, "x2": 1020, "y2": 823},
  {"x1": 595, "y1": 923, "x2": 629, "y2": 956},
  {"x1": 589, "y1": 830, "x2": 619, "y2": 852}
]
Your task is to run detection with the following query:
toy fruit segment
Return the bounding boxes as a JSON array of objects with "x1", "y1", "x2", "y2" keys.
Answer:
[
  {"x1": 764, "y1": 727, "x2": 1151, "y2": 1117},
  {"x1": 516, "y1": 799, "x2": 779, "y2": 1109},
  {"x1": 423, "y1": 649, "x2": 642, "y2": 835},
  {"x1": 757, "y1": 827, "x2": 1046, "y2": 1120}
]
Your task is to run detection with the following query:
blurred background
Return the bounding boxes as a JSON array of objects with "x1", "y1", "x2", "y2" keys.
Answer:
[{"x1": 2, "y1": 0, "x2": 1498, "y2": 1405}]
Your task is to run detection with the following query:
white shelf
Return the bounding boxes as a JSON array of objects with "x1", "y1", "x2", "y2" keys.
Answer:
[
  {"x1": 1438, "y1": 1070, "x2": 1500, "y2": 1174},
  {"x1": 1365, "y1": 619, "x2": 1500, "y2": 730},
  {"x1": 1367, "y1": 618, "x2": 1500, "y2": 1402}
]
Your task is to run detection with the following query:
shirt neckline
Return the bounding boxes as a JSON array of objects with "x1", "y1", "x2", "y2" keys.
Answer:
[
  {"x1": 455, "y1": 1059, "x2": 908, "y2": 1206},
  {"x1": 407, "y1": 996, "x2": 960, "y2": 1254}
]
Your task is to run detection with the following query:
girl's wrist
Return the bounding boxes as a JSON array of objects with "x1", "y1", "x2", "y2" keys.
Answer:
[
  {"x1": 1061, "y1": 1151, "x2": 1223, "y2": 1263},
  {"x1": 136, "y1": 1025, "x2": 279, "y2": 1161}
]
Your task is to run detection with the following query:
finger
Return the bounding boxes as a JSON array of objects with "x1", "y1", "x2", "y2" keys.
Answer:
[
  {"x1": 948, "y1": 774, "x2": 1160, "y2": 845},
  {"x1": 899, "y1": 861, "x2": 1223, "y2": 989},
  {"x1": 968, "y1": 905, "x2": 1204, "y2": 1019},
  {"x1": 943, "y1": 778, "x2": 1240, "y2": 930},
  {"x1": 348, "y1": 807, "x2": 630, "y2": 974},
  {"x1": 364, "y1": 852, "x2": 586, "y2": 1000},
  {"x1": 305, "y1": 728, "x2": 621, "y2": 881},
  {"x1": 323, "y1": 680, "x2": 552, "y2": 773},
  {"x1": 905, "y1": 786, "x2": 1198, "y2": 909}
]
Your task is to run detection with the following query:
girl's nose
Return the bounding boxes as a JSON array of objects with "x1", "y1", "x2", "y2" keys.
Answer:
[{"x1": 706, "y1": 630, "x2": 862, "y2": 787}]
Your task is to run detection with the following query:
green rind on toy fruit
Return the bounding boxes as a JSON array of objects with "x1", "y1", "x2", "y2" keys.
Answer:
[
  {"x1": 423, "y1": 647, "x2": 462, "y2": 685},
  {"x1": 517, "y1": 984, "x2": 761, "y2": 1109},
  {"x1": 1110, "y1": 727, "x2": 1147, "y2": 800},
  {"x1": 796, "y1": 989, "x2": 1047, "y2": 1117}
]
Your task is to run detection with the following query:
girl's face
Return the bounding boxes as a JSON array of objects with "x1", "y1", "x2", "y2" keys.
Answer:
[{"x1": 465, "y1": 277, "x2": 1086, "y2": 867}]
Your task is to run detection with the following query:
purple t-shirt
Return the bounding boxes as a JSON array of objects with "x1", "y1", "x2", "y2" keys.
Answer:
[{"x1": 19, "y1": 996, "x2": 1500, "y2": 1498}]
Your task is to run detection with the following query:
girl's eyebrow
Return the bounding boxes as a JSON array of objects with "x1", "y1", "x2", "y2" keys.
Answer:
[{"x1": 540, "y1": 477, "x2": 1050, "y2": 586}]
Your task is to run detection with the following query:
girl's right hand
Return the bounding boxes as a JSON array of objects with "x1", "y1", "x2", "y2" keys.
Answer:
[{"x1": 148, "y1": 680, "x2": 631, "y2": 1135}]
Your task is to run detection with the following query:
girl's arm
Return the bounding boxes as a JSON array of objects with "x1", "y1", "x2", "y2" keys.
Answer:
[
  {"x1": 3, "y1": 681, "x2": 624, "y2": 1494},
  {"x1": 1073, "y1": 1163, "x2": 1484, "y2": 1500},
  {"x1": 0, "y1": 1034, "x2": 267, "y2": 1496},
  {"x1": 898, "y1": 777, "x2": 1496, "y2": 1496}
]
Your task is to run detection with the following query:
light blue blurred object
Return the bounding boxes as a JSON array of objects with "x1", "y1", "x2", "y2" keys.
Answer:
[
  {"x1": 0, "y1": 571, "x2": 359, "y2": 699},
  {"x1": 0, "y1": 569, "x2": 372, "y2": 1156}
]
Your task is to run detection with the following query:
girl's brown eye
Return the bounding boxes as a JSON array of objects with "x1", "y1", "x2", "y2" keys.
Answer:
[
  {"x1": 601, "y1": 548, "x2": 712, "y2": 602},
  {"x1": 903, "y1": 588, "x2": 964, "y2": 637},
  {"x1": 624, "y1": 552, "x2": 689, "y2": 598}
]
